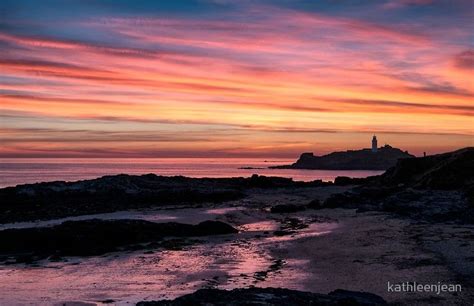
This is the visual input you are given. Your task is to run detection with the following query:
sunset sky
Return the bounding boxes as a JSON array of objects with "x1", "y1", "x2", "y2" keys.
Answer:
[{"x1": 1, "y1": 0, "x2": 473, "y2": 158}]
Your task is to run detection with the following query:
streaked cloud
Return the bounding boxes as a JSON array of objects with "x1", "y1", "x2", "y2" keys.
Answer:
[
  {"x1": 0, "y1": 0, "x2": 473, "y2": 157},
  {"x1": 453, "y1": 50, "x2": 474, "y2": 70}
]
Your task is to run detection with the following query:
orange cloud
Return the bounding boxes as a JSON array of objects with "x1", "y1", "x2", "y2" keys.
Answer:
[{"x1": 1, "y1": 5, "x2": 473, "y2": 157}]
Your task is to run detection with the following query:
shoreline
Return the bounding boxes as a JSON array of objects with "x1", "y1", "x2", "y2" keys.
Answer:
[
  {"x1": 0, "y1": 148, "x2": 472, "y2": 305},
  {"x1": 0, "y1": 186, "x2": 474, "y2": 305},
  {"x1": 267, "y1": 208, "x2": 473, "y2": 305}
]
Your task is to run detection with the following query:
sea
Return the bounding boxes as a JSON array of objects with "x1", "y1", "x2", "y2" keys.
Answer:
[{"x1": 0, "y1": 158, "x2": 383, "y2": 188}]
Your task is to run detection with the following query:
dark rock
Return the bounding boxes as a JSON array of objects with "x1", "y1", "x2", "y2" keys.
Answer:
[
  {"x1": 270, "y1": 204, "x2": 305, "y2": 213},
  {"x1": 100, "y1": 299, "x2": 115, "y2": 304},
  {"x1": 273, "y1": 230, "x2": 293, "y2": 236},
  {"x1": 381, "y1": 189, "x2": 472, "y2": 222},
  {"x1": 280, "y1": 217, "x2": 308, "y2": 231},
  {"x1": 323, "y1": 192, "x2": 365, "y2": 209},
  {"x1": 319, "y1": 148, "x2": 474, "y2": 223},
  {"x1": 334, "y1": 176, "x2": 369, "y2": 186},
  {"x1": 0, "y1": 219, "x2": 237, "y2": 262},
  {"x1": 246, "y1": 174, "x2": 294, "y2": 188},
  {"x1": 48, "y1": 254, "x2": 63, "y2": 262},
  {"x1": 136, "y1": 287, "x2": 387, "y2": 305},
  {"x1": 306, "y1": 199, "x2": 323, "y2": 209},
  {"x1": 357, "y1": 186, "x2": 399, "y2": 199},
  {"x1": 379, "y1": 147, "x2": 473, "y2": 190},
  {"x1": 393, "y1": 257, "x2": 443, "y2": 269},
  {"x1": 271, "y1": 145, "x2": 414, "y2": 170},
  {"x1": 0, "y1": 175, "x2": 241, "y2": 223},
  {"x1": 328, "y1": 289, "x2": 388, "y2": 305},
  {"x1": 158, "y1": 239, "x2": 192, "y2": 251},
  {"x1": 194, "y1": 220, "x2": 238, "y2": 235},
  {"x1": 0, "y1": 174, "x2": 321, "y2": 223},
  {"x1": 466, "y1": 185, "x2": 474, "y2": 207},
  {"x1": 380, "y1": 189, "x2": 425, "y2": 214}
]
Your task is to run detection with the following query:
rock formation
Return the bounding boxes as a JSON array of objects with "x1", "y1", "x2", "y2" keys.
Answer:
[
  {"x1": 321, "y1": 147, "x2": 474, "y2": 223},
  {"x1": 0, "y1": 219, "x2": 237, "y2": 262},
  {"x1": 137, "y1": 287, "x2": 387, "y2": 305},
  {"x1": 272, "y1": 145, "x2": 414, "y2": 170},
  {"x1": 0, "y1": 174, "x2": 329, "y2": 223}
]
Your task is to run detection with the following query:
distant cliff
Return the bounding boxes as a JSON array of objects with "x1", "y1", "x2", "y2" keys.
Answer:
[{"x1": 271, "y1": 145, "x2": 415, "y2": 170}]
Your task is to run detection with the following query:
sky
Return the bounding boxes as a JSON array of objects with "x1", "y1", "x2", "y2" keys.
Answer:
[{"x1": 0, "y1": 0, "x2": 473, "y2": 158}]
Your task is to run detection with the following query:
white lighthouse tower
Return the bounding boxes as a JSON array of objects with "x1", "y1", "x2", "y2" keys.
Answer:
[{"x1": 372, "y1": 135, "x2": 378, "y2": 153}]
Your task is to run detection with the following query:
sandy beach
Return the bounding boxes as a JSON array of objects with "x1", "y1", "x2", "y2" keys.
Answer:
[{"x1": 0, "y1": 181, "x2": 472, "y2": 305}]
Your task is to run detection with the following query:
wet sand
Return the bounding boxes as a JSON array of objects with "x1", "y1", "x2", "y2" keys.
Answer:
[
  {"x1": 0, "y1": 185, "x2": 472, "y2": 305},
  {"x1": 268, "y1": 208, "x2": 474, "y2": 305},
  {"x1": 0, "y1": 210, "x2": 335, "y2": 305}
]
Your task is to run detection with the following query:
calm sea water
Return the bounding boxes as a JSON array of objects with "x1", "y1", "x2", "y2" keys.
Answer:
[{"x1": 0, "y1": 158, "x2": 383, "y2": 188}]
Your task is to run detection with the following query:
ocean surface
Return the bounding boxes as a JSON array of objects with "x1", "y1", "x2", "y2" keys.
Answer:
[{"x1": 0, "y1": 158, "x2": 383, "y2": 188}]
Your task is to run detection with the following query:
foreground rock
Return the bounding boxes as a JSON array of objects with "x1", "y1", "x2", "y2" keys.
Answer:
[
  {"x1": 0, "y1": 174, "x2": 329, "y2": 223},
  {"x1": 270, "y1": 204, "x2": 306, "y2": 213},
  {"x1": 0, "y1": 219, "x2": 237, "y2": 263},
  {"x1": 137, "y1": 287, "x2": 386, "y2": 305},
  {"x1": 333, "y1": 176, "x2": 370, "y2": 186},
  {"x1": 377, "y1": 147, "x2": 473, "y2": 190},
  {"x1": 271, "y1": 145, "x2": 414, "y2": 170},
  {"x1": 322, "y1": 147, "x2": 474, "y2": 223}
]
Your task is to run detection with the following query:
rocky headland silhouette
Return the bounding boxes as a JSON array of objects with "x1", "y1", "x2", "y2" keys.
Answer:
[{"x1": 271, "y1": 144, "x2": 414, "y2": 170}]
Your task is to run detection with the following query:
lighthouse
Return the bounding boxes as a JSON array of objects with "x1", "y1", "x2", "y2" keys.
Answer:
[{"x1": 372, "y1": 135, "x2": 378, "y2": 153}]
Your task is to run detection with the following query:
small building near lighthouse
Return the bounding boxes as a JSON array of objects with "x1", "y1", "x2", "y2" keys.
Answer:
[{"x1": 372, "y1": 135, "x2": 378, "y2": 153}]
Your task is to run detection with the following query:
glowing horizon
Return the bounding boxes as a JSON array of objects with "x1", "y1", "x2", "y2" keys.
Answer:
[{"x1": 1, "y1": 1, "x2": 473, "y2": 158}]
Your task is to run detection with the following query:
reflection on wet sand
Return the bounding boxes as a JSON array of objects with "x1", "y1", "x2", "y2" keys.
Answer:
[{"x1": 0, "y1": 207, "x2": 336, "y2": 305}]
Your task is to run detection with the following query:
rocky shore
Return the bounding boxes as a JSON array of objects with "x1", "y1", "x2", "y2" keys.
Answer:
[
  {"x1": 137, "y1": 287, "x2": 387, "y2": 305},
  {"x1": 0, "y1": 174, "x2": 330, "y2": 223},
  {"x1": 0, "y1": 219, "x2": 237, "y2": 263},
  {"x1": 320, "y1": 147, "x2": 474, "y2": 223},
  {"x1": 0, "y1": 147, "x2": 472, "y2": 305}
]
